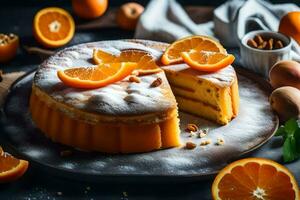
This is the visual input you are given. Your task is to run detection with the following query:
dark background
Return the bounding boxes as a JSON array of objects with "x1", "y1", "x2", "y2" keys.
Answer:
[
  {"x1": 0, "y1": 0, "x2": 300, "y2": 200},
  {"x1": 1, "y1": 0, "x2": 299, "y2": 73},
  {"x1": 1, "y1": 0, "x2": 300, "y2": 6}
]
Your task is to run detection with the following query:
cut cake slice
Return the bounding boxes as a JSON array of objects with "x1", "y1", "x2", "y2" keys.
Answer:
[{"x1": 162, "y1": 63, "x2": 239, "y2": 125}]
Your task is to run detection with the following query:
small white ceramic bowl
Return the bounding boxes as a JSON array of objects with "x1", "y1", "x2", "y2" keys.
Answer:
[{"x1": 240, "y1": 30, "x2": 292, "y2": 78}]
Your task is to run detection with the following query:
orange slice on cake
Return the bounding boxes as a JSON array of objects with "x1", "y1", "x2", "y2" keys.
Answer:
[
  {"x1": 0, "y1": 146, "x2": 29, "y2": 183},
  {"x1": 211, "y1": 158, "x2": 299, "y2": 200},
  {"x1": 93, "y1": 49, "x2": 162, "y2": 75},
  {"x1": 161, "y1": 35, "x2": 226, "y2": 65},
  {"x1": 57, "y1": 62, "x2": 137, "y2": 89},
  {"x1": 181, "y1": 50, "x2": 235, "y2": 72},
  {"x1": 33, "y1": 7, "x2": 75, "y2": 48}
]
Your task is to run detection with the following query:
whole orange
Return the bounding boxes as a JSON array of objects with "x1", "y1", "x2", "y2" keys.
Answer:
[
  {"x1": 279, "y1": 11, "x2": 300, "y2": 44},
  {"x1": 72, "y1": 0, "x2": 108, "y2": 19},
  {"x1": 116, "y1": 2, "x2": 144, "y2": 30}
]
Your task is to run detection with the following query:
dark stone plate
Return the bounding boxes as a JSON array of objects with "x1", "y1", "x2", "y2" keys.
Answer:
[{"x1": 0, "y1": 68, "x2": 278, "y2": 182}]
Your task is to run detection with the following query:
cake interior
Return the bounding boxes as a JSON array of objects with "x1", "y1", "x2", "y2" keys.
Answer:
[{"x1": 163, "y1": 64, "x2": 239, "y2": 125}]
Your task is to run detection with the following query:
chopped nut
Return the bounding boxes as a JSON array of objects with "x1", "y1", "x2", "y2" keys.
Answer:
[
  {"x1": 0, "y1": 70, "x2": 3, "y2": 82},
  {"x1": 258, "y1": 41, "x2": 267, "y2": 49},
  {"x1": 265, "y1": 38, "x2": 273, "y2": 50},
  {"x1": 274, "y1": 40, "x2": 284, "y2": 49},
  {"x1": 185, "y1": 142, "x2": 196, "y2": 149},
  {"x1": 133, "y1": 68, "x2": 162, "y2": 76},
  {"x1": 200, "y1": 139, "x2": 211, "y2": 146},
  {"x1": 216, "y1": 138, "x2": 225, "y2": 145},
  {"x1": 254, "y1": 35, "x2": 264, "y2": 45},
  {"x1": 248, "y1": 34, "x2": 285, "y2": 50},
  {"x1": 128, "y1": 76, "x2": 140, "y2": 83},
  {"x1": 185, "y1": 123, "x2": 198, "y2": 132},
  {"x1": 262, "y1": 41, "x2": 267, "y2": 48},
  {"x1": 189, "y1": 131, "x2": 197, "y2": 137},
  {"x1": 150, "y1": 77, "x2": 162, "y2": 87},
  {"x1": 247, "y1": 39, "x2": 258, "y2": 48},
  {"x1": 60, "y1": 150, "x2": 72, "y2": 157},
  {"x1": 198, "y1": 130, "x2": 207, "y2": 138}
]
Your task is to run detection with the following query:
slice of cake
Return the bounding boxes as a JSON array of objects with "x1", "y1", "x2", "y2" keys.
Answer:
[
  {"x1": 30, "y1": 41, "x2": 181, "y2": 154},
  {"x1": 162, "y1": 64, "x2": 239, "y2": 125}
]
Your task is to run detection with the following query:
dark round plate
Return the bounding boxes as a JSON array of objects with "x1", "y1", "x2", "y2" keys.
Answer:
[{"x1": 0, "y1": 69, "x2": 278, "y2": 182}]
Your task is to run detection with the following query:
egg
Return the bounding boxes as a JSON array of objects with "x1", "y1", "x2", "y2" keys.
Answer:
[
  {"x1": 270, "y1": 86, "x2": 300, "y2": 122},
  {"x1": 269, "y1": 60, "x2": 300, "y2": 89}
]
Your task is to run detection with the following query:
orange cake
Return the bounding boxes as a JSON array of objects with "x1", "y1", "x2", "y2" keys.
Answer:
[
  {"x1": 30, "y1": 39, "x2": 239, "y2": 153},
  {"x1": 30, "y1": 41, "x2": 180, "y2": 154}
]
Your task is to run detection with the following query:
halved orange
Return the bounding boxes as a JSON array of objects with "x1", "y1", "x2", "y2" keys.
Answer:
[
  {"x1": 0, "y1": 33, "x2": 19, "y2": 63},
  {"x1": 0, "y1": 147, "x2": 29, "y2": 183},
  {"x1": 181, "y1": 50, "x2": 235, "y2": 72},
  {"x1": 93, "y1": 49, "x2": 162, "y2": 74},
  {"x1": 57, "y1": 62, "x2": 137, "y2": 89},
  {"x1": 161, "y1": 35, "x2": 226, "y2": 65},
  {"x1": 33, "y1": 7, "x2": 75, "y2": 48},
  {"x1": 212, "y1": 158, "x2": 299, "y2": 200}
]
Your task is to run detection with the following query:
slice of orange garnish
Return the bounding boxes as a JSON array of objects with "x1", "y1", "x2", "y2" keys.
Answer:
[
  {"x1": 0, "y1": 147, "x2": 29, "y2": 183},
  {"x1": 93, "y1": 49, "x2": 162, "y2": 74},
  {"x1": 181, "y1": 50, "x2": 235, "y2": 72},
  {"x1": 161, "y1": 35, "x2": 226, "y2": 65},
  {"x1": 33, "y1": 7, "x2": 75, "y2": 48},
  {"x1": 211, "y1": 158, "x2": 299, "y2": 200},
  {"x1": 93, "y1": 49, "x2": 118, "y2": 64},
  {"x1": 57, "y1": 62, "x2": 137, "y2": 89}
]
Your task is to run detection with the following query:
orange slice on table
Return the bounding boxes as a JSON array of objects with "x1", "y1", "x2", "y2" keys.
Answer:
[
  {"x1": 181, "y1": 50, "x2": 235, "y2": 72},
  {"x1": 93, "y1": 48, "x2": 162, "y2": 75},
  {"x1": 33, "y1": 7, "x2": 75, "y2": 48},
  {"x1": 57, "y1": 62, "x2": 137, "y2": 89},
  {"x1": 161, "y1": 35, "x2": 226, "y2": 65},
  {"x1": 212, "y1": 158, "x2": 299, "y2": 200},
  {"x1": 0, "y1": 146, "x2": 29, "y2": 183}
]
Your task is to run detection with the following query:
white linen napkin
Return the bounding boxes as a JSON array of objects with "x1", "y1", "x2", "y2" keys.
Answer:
[
  {"x1": 135, "y1": 0, "x2": 214, "y2": 42},
  {"x1": 134, "y1": 0, "x2": 300, "y2": 61}
]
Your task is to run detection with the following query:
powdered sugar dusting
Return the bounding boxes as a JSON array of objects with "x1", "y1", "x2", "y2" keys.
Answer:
[
  {"x1": 34, "y1": 41, "x2": 176, "y2": 116},
  {"x1": 84, "y1": 72, "x2": 172, "y2": 115}
]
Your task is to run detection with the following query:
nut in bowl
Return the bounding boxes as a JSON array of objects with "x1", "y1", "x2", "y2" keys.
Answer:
[{"x1": 240, "y1": 30, "x2": 292, "y2": 77}]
